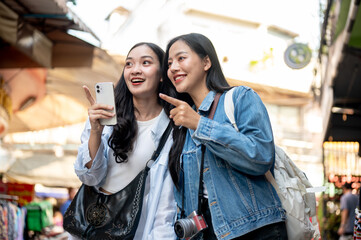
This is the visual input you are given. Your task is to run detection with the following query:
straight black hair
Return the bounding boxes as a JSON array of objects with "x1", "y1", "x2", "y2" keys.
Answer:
[{"x1": 163, "y1": 33, "x2": 231, "y2": 187}]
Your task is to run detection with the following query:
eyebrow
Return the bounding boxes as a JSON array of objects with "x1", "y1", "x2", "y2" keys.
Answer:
[
  {"x1": 168, "y1": 51, "x2": 188, "y2": 60},
  {"x1": 126, "y1": 55, "x2": 154, "y2": 60}
]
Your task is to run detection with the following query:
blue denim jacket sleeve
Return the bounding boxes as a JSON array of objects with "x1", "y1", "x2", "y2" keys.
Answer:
[
  {"x1": 74, "y1": 118, "x2": 110, "y2": 186},
  {"x1": 193, "y1": 87, "x2": 275, "y2": 176}
]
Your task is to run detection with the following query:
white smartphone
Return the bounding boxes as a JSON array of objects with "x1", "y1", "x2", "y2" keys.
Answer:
[{"x1": 95, "y1": 82, "x2": 117, "y2": 125}]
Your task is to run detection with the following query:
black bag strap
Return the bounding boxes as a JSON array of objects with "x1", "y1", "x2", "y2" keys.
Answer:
[
  {"x1": 147, "y1": 122, "x2": 172, "y2": 169},
  {"x1": 197, "y1": 93, "x2": 221, "y2": 214},
  {"x1": 179, "y1": 93, "x2": 222, "y2": 217}
]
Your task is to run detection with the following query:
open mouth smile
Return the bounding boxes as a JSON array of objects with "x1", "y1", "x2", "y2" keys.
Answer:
[
  {"x1": 131, "y1": 78, "x2": 145, "y2": 85},
  {"x1": 173, "y1": 74, "x2": 186, "y2": 84}
]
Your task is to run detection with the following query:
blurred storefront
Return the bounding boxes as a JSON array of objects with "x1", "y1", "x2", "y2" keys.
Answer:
[
  {"x1": 319, "y1": 0, "x2": 361, "y2": 238},
  {"x1": 319, "y1": 0, "x2": 361, "y2": 144},
  {"x1": 0, "y1": 0, "x2": 121, "y2": 136},
  {"x1": 324, "y1": 141, "x2": 360, "y2": 188},
  {"x1": 0, "y1": 0, "x2": 120, "y2": 238},
  {"x1": 320, "y1": 140, "x2": 361, "y2": 239}
]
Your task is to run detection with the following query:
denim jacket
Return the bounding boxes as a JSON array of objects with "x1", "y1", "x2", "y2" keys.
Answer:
[
  {"x1": 175, "y1": 86, "x2": 286, "y2": 240},
  {"x1": 74, "y1": 110, "x2": 177, "y2": 240}
]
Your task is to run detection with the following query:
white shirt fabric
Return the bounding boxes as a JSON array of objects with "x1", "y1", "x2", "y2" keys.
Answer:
[
  {"x1": 72, "y1": 109, "x2": 177, "y2": 240},
  {"x1": 101, "y1": 116, "x2": 158, "y2": 193}
]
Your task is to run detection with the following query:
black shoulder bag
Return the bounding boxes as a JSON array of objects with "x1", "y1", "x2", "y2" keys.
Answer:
[{"x1": 63, "y1": 122, "x2": 172, "y2": 240}]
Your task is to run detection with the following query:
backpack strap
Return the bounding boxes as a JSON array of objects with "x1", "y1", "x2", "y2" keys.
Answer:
[
  {"x1": 224, "y1": 87, "x2": 239, "y2": 131},
  {"x1": 265, "y1": 171, "x2": 279, "y2": 192}
]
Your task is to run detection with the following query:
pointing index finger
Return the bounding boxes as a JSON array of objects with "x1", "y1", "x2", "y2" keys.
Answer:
[
  {"x1": 159, "y1": 93, "x2": 183, "y2": 107},
  {"x1": 83, "y1": 85, "x2": 95, "y2": 106}
]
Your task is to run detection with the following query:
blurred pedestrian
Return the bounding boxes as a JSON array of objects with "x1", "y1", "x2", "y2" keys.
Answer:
[
  {"x1": 53, "y1": 207, "x2": 63, "y2": 227},
  {"x1": 60, "y1": 187, "x2": 77, "y2": 216},
  {"x1": 338, "y1": 182, "x2": 358, "y2": 240}
]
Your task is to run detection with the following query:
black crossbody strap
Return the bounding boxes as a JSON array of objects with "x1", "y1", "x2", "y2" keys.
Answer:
[
  {"x1": 197, "y1": 93, "x2": 221, "y2": 214},
  {"x1": 148, "y1": 122, "x2": 172, "y2": 166},
  {"x1": 179, "y1": 93, "x2": 222, "y2": 217}
]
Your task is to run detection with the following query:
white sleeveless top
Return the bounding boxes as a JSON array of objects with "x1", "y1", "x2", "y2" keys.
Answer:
[{"x1": 100, "y1": 110, "x2": 163, "y2": 193}]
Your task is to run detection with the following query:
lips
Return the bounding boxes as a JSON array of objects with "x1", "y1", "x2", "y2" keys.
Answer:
[{"x1": 131, "y1": 78, "x2": 145, "y2": 85}]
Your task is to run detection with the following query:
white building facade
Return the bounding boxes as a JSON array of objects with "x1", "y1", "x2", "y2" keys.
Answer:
[{"x1": 71, "y1": 0, "x2": 325, "y2": 187}]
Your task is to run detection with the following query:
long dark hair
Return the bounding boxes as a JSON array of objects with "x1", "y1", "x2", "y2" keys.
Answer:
[
  {"x1": 108, "y1": 42, "x2": 177, "y2": 163},
  {"x1": 163, "y1": 33, "x2": 230, "y2": 187}
]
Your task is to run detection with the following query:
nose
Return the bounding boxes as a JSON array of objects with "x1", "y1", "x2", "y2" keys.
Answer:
[
  {"x1": 169, "y1": 61, "x2": 179, "y2": 73},
  {"x1": 131, "y1": 63, "x2": 141, "y2": 75}
]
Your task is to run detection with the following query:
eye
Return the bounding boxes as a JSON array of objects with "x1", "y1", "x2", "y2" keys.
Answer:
[
  {"x1": 125, "y1": 61, "x2": 132, "y2": 67},
  {"x1": 167, "y1": 61, "x2": 173, "y2": 67},
  {"x1": 143, "y1": 60, "x2": 151, "y2": 65},
  {"x1": 178, "y1": 56, "x2": 185, "y2": 61}
]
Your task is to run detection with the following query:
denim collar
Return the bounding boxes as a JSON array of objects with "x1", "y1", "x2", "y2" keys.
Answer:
[
  {"x1": 196, "y1": 90, "x2": 216, "y2": 116},
  {"x1": 188, "y1": 91, "x2": 216, "y2": 147}
]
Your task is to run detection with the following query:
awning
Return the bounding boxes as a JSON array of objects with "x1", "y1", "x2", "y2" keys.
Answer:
[
  {"x1": 227, "y1": 78, "x2": 312, "y2": 106},
  {"x1": 6, "y1": 48, "x2": 121, "y2": 133},
  {"x1": 0, "y1": 0, "x2": 100, "y2": 68},
  {"x1": 0, "y1": 0, "x2": 123, "y2": 134},
  {"x1": 4, "y1": 152, "x2": 81, "y2": 188},
  {"x1": 320, "y1": 0, "x2": 361, "y2": 143}
]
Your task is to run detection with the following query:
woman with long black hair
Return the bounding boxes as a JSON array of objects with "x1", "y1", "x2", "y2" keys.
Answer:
[
  {"x1": 72, "y1": 42, "x2": 177, "y2": 239},
  {"x1": 160, "y1": 33, "x2": 287, "y2": 240}
]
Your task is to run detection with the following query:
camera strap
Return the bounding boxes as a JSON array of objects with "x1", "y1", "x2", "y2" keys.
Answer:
[
  {"x1": 198, "y1": 93, "x2": 220, "y2": 213},
  {"x1": 198, "y1": 145, "x2": 206, "y2": 214},
  {"x1": 179, "y1": 93, "x2": 221, "y2": 216},
  {"x1": 181, "y1": 93, "x2": 222, "y2": 218}
]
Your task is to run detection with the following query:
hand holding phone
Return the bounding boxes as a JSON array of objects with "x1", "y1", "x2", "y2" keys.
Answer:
[{"x1": 95, "y1": 82, "x2": 117, "y2": 125}]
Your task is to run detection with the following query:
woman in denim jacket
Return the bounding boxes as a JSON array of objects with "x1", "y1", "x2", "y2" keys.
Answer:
[
  {"x1": 72, "y1": 42, "x2": 178, "y2": 240},
  {"x1": 160, "y1": 33, "x2": 287, "y2": 240}
]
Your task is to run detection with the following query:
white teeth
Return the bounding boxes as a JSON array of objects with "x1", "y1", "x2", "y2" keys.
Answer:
[{"x1": 131, "y1": 79, "x2": 144, "y2": 83}]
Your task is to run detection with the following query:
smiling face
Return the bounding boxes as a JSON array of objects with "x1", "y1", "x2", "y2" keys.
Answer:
[
  {"x1": 167, "y1": 40, "x2": 210, "y2": 97},
  {"x1": 123, "y1": 45, "x2": 162, "y2": 99}
]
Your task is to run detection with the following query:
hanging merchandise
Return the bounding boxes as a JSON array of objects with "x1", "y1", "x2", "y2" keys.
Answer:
[
  {"x1": 0, "y1": 196, "x2": 27, "y2": 239},
  {"x1": 324, "y1": 141, "x2": 360, "y2": 180}
]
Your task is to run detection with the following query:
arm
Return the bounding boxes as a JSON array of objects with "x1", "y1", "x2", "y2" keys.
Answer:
[
  {"x1": 338, "y1": 208, "x2": 349, "y2": 235},
  {"x1": 74, "y1": 86, "x2": 115, "y2": 186},
  {"x1": 193, "y1": 87, "x2": 274, "y2": 175},
  {"x1": 159, "y1": 88, "x2": 274, "y2": 175},
  {"x1": 74, "y1": 119, "x2": 110, "y2": 186},
  {"x1": 338, "y1": 195, "x2": 350, "y2": 235},
  {"x1": 86, "y1": 129, "x2": 103, "y2": 168},
  {"x1": 82, "y1": 85, "x2": 114, "y2": 168}
]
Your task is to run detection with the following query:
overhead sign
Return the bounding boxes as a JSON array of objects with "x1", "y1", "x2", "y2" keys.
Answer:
[{"x1": 284, "y1": 43, "x2": 312, "y2": 69}]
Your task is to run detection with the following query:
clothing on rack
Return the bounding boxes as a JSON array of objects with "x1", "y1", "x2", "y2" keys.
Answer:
[{"x1": 0, "y1": 197, "x2": 27, "y2": 240}]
